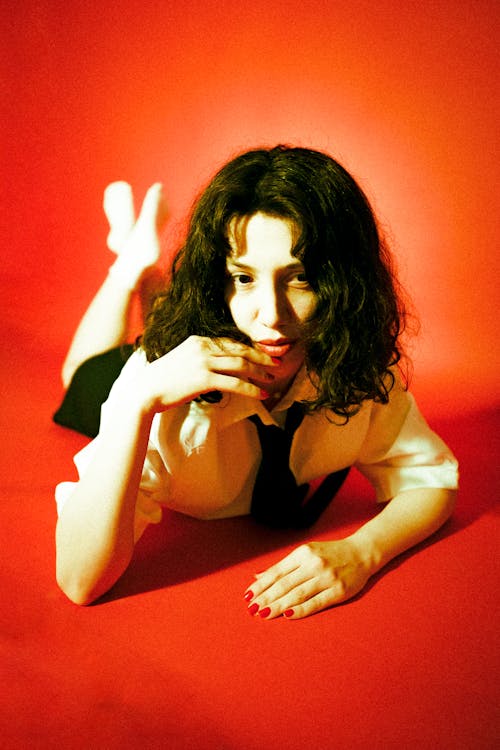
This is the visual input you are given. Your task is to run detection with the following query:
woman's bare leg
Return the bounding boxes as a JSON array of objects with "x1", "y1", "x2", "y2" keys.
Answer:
[{"x1": 61, "y1": 183, "x2": 167, "y2": 388}]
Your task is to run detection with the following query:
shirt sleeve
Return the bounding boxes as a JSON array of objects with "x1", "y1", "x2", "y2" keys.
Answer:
[
  {"x1": 55, "y1": 349, "x2": 167, "y2": 541},
  {"x1": 355, "y1": 391, "x2": 459, "y2": 502}
]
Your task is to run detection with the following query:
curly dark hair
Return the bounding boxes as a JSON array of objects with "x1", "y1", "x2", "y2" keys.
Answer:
[{"x1": 141, "y1": 145, "x2": 408, "y2": 420}]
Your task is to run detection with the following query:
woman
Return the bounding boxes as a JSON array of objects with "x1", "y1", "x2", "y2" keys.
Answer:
[{"x1": 55, "y1": 145, "x2": 458, "y2": 616}]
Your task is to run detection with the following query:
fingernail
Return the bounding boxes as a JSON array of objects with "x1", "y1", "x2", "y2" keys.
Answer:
[
  {"x1": 271, "y1": 357, "x2": 281, "y2": 365},
  {"x1": 248, "y1": 603, "x2": 259, "y2": 616},
  {"x1": 244, "y1": 590, "x2": 254, "y2": 602},
  {"x1": 259, "y1": 607, "x2": 271, "y2": 619},
  {"x1": 283, "y1": 609, "x2": 294, "y2": 618},
  {"x1": 259, "y1": 390, "x2": 270, "y2": 399}
]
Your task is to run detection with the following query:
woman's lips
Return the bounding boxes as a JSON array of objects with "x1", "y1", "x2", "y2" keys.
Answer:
[{"x1": 255, "y1": 340, "x2": 295, "y2": 358}]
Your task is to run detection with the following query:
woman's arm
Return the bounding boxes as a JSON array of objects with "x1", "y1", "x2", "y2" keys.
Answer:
[
  {"x1": 350, "y1": 486, "x2": 457, "y2": 572},
  {"x1": 56, "y1": 337, "x2": 277, "y2": 605},
  {"x1": 244, "y1": 487, "x2": 457, "y2": 619},
  {"x1": 56, "y1": 396, "x2": 154, "y2": 605}
]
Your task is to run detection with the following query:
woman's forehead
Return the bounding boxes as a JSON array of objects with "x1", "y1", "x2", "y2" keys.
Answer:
[{"x1": 227, "y1": 212, "x2": 300, "y2": 257}]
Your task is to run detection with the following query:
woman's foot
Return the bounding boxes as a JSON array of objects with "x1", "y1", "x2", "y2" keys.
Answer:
[
  {"x1": 106, "y1": 182, "x2": 168, "y2": 290},
  {"x1": 103, "y1": 181, "x2": 135, "y2": 253}
]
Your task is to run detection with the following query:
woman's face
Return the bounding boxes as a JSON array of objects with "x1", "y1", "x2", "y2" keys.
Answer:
[{"x1": 225, "y1": 212, "x2": 317, "y2": 387}]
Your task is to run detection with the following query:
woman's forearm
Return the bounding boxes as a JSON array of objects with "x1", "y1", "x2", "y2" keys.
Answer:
[
  {"x1": 350, "y1": 487, "x2": 457, "y2": 573},
  {"x1": 55, "y1": 397, "x2": 154, "y2": 605}
]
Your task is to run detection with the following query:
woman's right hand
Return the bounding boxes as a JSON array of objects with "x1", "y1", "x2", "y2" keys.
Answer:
[{"x1": 136, "y1": 336, "x2": 277, "y2": 414}]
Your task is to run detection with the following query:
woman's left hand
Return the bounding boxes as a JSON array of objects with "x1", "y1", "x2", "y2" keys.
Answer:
[{"x1": 244, "y1": 538, "x2": 374, "y2": 620}]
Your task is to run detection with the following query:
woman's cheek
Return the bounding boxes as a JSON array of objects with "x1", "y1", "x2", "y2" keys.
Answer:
[{"x1": 227, "y1": 298, "x2": 250, "y2": 333}]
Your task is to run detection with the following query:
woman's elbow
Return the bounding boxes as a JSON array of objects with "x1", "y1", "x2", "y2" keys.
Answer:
[
  {"x1": 55, "y1": 560, "x2": 102, "y2": 606},
  {"x1": 444, "y1": 487, "x2": 458, "y2": 520},
  {"x1": 430, "y1": 487, "x2": 458, "y2": 532},
  {"x1": 55, "y1": 530, "x2": 133, "y2": 606}
]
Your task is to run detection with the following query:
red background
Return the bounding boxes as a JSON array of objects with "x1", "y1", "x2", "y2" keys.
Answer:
[
  {"x1": 3, "y1": 0, "x2": 499, "y2": 414},
  {"x1": 1, "y1": 2, "x2": 499, "y2": 748}
]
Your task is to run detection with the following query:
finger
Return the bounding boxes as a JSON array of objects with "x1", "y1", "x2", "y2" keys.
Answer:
[
  {"x1": 209, "y1": 339, "x2": 276, "y2": 367},
  {"x1": 260, "y1": 577, "x2": 327, "y2": 620},
  {"x1": 245, "y1": 554, "x2": 304, "y2": 603},
  {"x1": 282, "y1": 584, "x2": 348, "y2": 620},
  {"x1": 201, "y1": 373, "x2": 269, "y2": 401},
  {"x1": 250, "y1": 546, "x2": 308, "y2": 593},
  {"x1": 248, "y1": 566, "x2": 314, "y2": 606},
  {"x1": 253, "y1": 578, "x2": 347, "y2": 621},
  {"x1": 209, "y1": 355, "x2": 275, "y2": 384}
]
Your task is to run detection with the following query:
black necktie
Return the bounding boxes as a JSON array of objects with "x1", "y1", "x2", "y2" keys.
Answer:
[{"x1": 249, "y1": 404, "x2": 350, "y2": 529}]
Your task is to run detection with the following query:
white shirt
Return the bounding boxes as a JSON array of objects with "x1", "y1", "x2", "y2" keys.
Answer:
[{"x1": 56, "y1": 350, "x2": 459, "y2": 539}]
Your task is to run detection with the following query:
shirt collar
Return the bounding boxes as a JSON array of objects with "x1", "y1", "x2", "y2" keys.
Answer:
[{"x1": 190, "y1": 365, "x2": 317, "y2": 429}]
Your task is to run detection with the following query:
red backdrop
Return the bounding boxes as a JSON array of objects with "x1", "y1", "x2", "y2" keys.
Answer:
[
  {"x1": 2, "y1": 4, "x2": 500, "y2": 748},
  {"x1": 2, "y1": 0, "x2": 499, "y2": 410}
]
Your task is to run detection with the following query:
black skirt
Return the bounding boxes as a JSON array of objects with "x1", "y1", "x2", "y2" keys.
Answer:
[{"x1": 53, "y1": 345, "x2": 134, "y2": 438}]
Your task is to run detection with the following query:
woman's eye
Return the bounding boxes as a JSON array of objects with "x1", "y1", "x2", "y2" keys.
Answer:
[
  {"x1": 290, "y1": 272, "x2": 311, "y2": 287},
  {"x1": 233, "y1": 274, "x2": 253, "y2": 285}
]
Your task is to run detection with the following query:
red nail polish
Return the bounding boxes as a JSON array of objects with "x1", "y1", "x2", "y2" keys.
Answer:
[
  {"x1": 259, "y1": 389, "x2": 270, "y2": 399},
  {"x1": 244, "y1": 590, "x2": 254, "y2": 602},
  {"x1": 248, "y1": 603, "x2": 259, "y2": 616},
  {"x1": 283, "y1": 609, "x2": 294, "y2": 618},
  {"x1": 271, "y1": 357, "x2": 281, "y2": 365},
  {"x1": 259, "y1": 607, "x2": 271, "y2": 619}
]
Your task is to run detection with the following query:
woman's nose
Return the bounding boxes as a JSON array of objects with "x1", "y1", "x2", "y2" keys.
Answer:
[{"x1": 257, "y1": 285, "x2": 287, "y2": 327}]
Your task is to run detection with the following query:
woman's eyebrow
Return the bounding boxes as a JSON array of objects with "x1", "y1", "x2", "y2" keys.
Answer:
[
  {"x1": 226, "y1": 258, "x2": 252, "y2": 270},
  {"x1": 226, "y1": 259, "x2": 305, "y2": 271}
]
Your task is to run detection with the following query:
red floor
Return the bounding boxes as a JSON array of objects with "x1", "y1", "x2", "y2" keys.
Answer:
[{"x1": 2, "y1": 320, "x2": 499, "y2": 749}]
